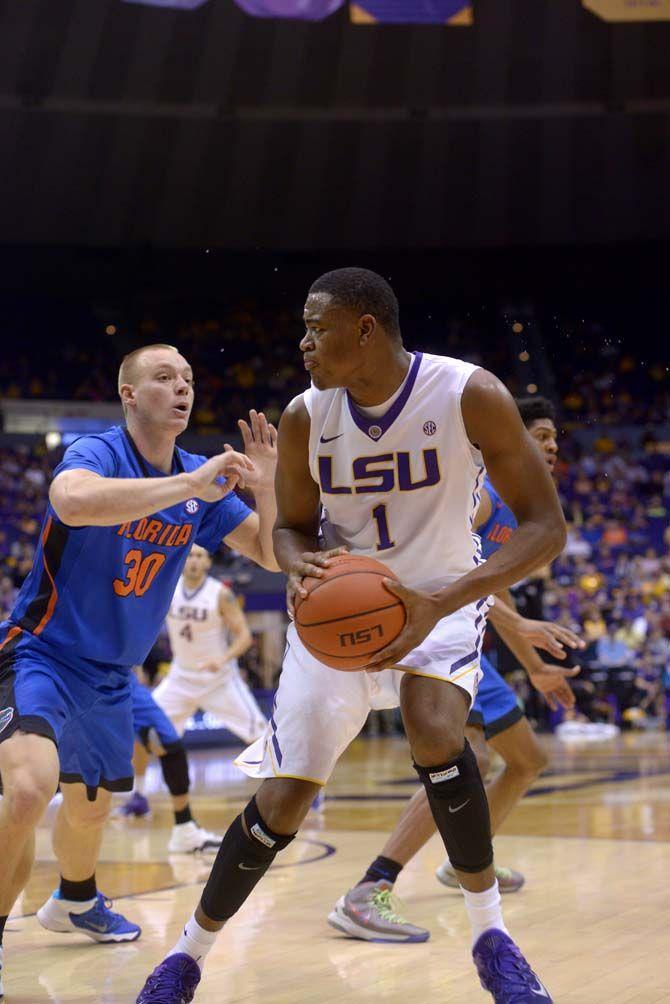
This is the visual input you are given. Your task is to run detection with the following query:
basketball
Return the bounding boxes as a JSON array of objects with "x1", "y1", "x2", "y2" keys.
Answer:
[{"x1": 294, "y1": 554, "x2": 406, "y2": 670}]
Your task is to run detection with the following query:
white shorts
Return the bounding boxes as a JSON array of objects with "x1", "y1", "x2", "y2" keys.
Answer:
[
  {"x1": 235, "y1": 599, "x2": 487, "y2": 786},
  {"x1": 153, "y1": 662, "x2": 267, "y2": 745}
]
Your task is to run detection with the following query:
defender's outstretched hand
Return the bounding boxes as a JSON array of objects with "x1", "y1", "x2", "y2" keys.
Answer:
[
  {"x1": 237, "y1": 410, "x2": 278, "y2": 492},
  {"x1": 186, "y1": 450, "x2": 253, "y2": 502},
  {"x1": 516, "y1": 618, "x2": 585, "y2": 660},
  {"x1": 528, "y1": 663, "x2": 580, "y2": 711}
]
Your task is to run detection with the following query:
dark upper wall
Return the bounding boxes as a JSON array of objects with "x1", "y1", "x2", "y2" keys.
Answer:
[{"x1": 1, "y1": 0, "x2": 669, "y2": 248}]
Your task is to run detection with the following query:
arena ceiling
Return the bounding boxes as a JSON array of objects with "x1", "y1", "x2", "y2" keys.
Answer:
[{"x1": 1, "y1": 0, "x2": 669, "y2": 248}]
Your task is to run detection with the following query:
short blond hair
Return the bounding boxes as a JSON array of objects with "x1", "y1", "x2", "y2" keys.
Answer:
[{"x1": 117, "y1": 343, "x2": 179, "y2": 396}]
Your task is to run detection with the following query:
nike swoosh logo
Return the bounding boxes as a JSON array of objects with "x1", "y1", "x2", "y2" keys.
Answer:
[
  {"x1": 448, "y1": 800, "x2": 470, "y2": 813},
  {"x1": 530, "y1": 983, "x2": 550, "y2": 998},
  {"x1": 239, "y1": 863, "x2": 263, "y2": 870},
  {"x1": 319, "y1": 433, "x2": 343, "y2": 444}
]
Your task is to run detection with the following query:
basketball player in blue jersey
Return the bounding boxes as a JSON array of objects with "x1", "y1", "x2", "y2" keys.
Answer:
[
  {"x1": 328, "y1": 396, "x2": 585, "y2": 944},
  {"x1": 137, "y1": 272, "x2": 566, "y2": 1004},
  {"x1": 0, "y1": 343, "x2": 279, "y2": 998},
  {"x1": 124, "y1": 670, "x2": 225, "y2": 853}
]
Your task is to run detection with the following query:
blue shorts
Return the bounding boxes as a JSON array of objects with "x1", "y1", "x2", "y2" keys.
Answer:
[
  {"x1": 130, "y1": 674, "x2": 181, "y2": 752},
  {"x1": 468, "y1": 654, "x2": 523, "y2": 739},
  {"x1": 0, "y1": 628, "x2": 134, "y2": 800}
]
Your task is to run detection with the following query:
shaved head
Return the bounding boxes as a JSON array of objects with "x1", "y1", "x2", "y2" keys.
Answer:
[{"x1": 118, "y1": 344, "x2": 179, "y2": 397}]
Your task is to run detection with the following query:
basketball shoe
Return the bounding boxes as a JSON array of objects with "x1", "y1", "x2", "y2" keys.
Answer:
[
  {"x1": 0, "y1": 943, "x2": 4, "y2": 998},
  {"x1": 328, "y1": 880, "x2": 430, "y2": 943},
  {"x1": 136, "y1": 953, "x2": 201, "y2": 1003},
  {"x1": 473, "y1": 929, "x2": 552, "y2": 1002},
  {"x1": 437, "y1": 859, "x2": 525, "y2": 893},
  {"x1": 37, "y1": 890, "x2": 141, "y2": 942},
  {"x1": 118, "y1": 791, "x2": 151, "y2": 817},
  {"x1": 168, "y1": 820, "x2": 222, "y2": 854}
]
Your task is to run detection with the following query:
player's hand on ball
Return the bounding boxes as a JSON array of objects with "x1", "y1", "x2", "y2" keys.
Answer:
[
  {"x1": 516, "y1": 617, "x2": 585, "y2": 660},
  {"x1": 286, "y1": 547, "x2": 348, "y2": 618},
  {"x1": 237, "y1": 410, "x2": 278, "y2": 492},
  {"x1": 527, "y1": 662, "x2": 580, "y2": 711},
  {"x1": 186, "y1": 450, "x2": 254, "y2": 502},
  {"x1": 365, "y1": 580, "x2": 440, "y2": 672}
]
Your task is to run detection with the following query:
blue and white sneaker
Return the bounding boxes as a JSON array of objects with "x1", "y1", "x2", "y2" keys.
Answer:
[
  {"x1": 37, "y1": 890, "x2": 141, "y2": 943},
  {"x1": 136, "y1": 953, "x2": 201, "y2": 1003},
  {"x1": 473, "y1": 929, "x2": 552, "y2": 1002}
]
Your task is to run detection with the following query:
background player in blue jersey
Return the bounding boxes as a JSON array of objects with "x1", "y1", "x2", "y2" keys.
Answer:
[
  {"x1": 0, "y1": 343, "x2": 278, "y2": 996},
  {"x1": 327, "y1": 396, "x2": 585, "y2": 943},
  {"x1": 124, "y1": 669, "x2": 225, "y2": 853}
]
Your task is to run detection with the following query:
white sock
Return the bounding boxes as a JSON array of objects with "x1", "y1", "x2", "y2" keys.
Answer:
[
  {"x1": 171, "y1": 915, "x2": 219, "y2": 970},
  {"x1": 462, "y1": 881, "x2": 509, "y2": 946},
  {"x1": 134, "y1": 775, "x2": 146, "y2": 796}
]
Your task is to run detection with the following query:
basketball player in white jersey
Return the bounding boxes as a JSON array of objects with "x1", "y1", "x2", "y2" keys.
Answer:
[
  {"x1": 136, "y1": 269, "x2": 565, "y2": 1004},
  {"x1": 153, "y1": 544, "x2": 266, "y2": 747}
]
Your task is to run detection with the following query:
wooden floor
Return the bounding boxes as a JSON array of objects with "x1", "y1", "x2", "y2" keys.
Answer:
[{"x1": 6, "y1": 731, "x2": 670, "y2": 1003}]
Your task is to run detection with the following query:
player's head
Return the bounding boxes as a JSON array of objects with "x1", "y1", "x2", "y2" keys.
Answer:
[
  {"x1": 118, "y1": 344, "x2": 194, "y2": 433},
  {"x1": 301, "y1": 268, "x2": 401, "y2": 390},
  {"x1": 183, "y1": 544, "x2": 212, "y2": 583},
  {"x1": 516, "y1": 396, "x2": 558, "y2": 472}
]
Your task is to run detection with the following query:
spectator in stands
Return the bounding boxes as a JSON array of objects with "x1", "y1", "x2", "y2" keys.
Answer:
[{"x1": 596, "y1": 622, "x2": 633, "y2": 669}]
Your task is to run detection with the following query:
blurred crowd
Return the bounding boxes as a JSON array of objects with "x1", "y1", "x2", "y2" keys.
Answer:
[{"x1": 1, "y1": 301, "x2": 667, "y2": 437}]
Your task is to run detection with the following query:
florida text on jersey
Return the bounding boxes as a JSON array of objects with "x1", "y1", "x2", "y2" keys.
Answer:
[{"x1": 0, "y1": 427, "x2": 251, "y2": 673}]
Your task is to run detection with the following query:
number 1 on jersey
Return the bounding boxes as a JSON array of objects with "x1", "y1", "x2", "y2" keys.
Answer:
[{"x1": 372, "y1": 504, "x2": 395, "y2": 551}]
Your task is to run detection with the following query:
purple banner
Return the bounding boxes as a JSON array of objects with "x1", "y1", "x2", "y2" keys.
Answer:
[
  {"x1": 234, "y1": 0, "x2": 345, "y2": 18},
  {"x1": 350, "y1": 0, "x2": 472, "y2": 23}
]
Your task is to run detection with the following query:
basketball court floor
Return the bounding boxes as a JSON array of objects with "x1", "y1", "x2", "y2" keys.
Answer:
[{"x1": 6, "y1": 731, "x2": 670, "y2": 1003}]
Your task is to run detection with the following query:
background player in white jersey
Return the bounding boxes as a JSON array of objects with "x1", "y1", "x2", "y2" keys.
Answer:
[
  {"x1": 154, "y1": 544, "x2": 266, "y2": 744},
  {"x1": 137, "y1": 269, "x2": 566, "y2": 1004}
]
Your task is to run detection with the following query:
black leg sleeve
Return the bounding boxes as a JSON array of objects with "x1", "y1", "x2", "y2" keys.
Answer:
[
  {"x1": 200, "y1": 796, "x2": 295, "y2": 922},
  {"x1": 414, "y1": 740, "x2": 493, "y2": 874}
]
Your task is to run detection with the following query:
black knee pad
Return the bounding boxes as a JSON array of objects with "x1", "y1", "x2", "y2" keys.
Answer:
[
  {"x1": 414, "y1": 740, "x2": 493, "y2": 874},
  {"x1": 159, "y1": 743, "x2": 190, "y2": 797},
  {"x1": 200, "y1": 796, "x2": 295, "y2": 922}
]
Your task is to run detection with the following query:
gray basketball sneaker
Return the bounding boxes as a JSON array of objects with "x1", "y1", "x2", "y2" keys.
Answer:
[
  {"x1": 436, "y1": 859, "x2": 525, "y2": 893},
  {"x1": 328, "y1": 880, "x2": 430, "y2": 943}
]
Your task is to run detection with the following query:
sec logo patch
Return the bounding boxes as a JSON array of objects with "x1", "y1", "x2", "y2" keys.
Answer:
[{"x1": 185, "y1": 499, "x2": 200, "y2": 515}]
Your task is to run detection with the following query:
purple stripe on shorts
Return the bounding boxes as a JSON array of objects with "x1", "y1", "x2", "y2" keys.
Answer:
[
  {"x1": 451, "y1": 649, "x2": 478, "y2": 673},
  {"x1": 271, "y1": 733, "x2": 283, "y2": 766}
]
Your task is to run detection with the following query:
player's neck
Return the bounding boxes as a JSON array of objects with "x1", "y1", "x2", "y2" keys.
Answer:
[
  {"x1": 183, "y1": 572, "x2": 207, "y2": 591},
  {"x1": 347, "y1": 346, "x2": 412, "y2": 408},
  {"x1": 126, "y1": 420, "x2": 177, "y2": 474}
]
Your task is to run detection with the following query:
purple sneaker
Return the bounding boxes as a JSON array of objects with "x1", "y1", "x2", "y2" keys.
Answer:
[
  {"x1": 136, "y1": 953, "x2": 201, "y2": 1003},
  {"x1": 473, "y1": 929, "x2": 552, "y2": 1003},
  {"x1": 119, "y1": 792, "x2": 150, "y2": 817}
]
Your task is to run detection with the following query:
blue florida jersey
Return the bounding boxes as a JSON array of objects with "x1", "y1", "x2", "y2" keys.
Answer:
[
  {"x1": 2, "y1": 426, "x2": 252, "y2": 675},
  {"x1": 476, "y1": 476, "x2": 518, "y2": 560}
]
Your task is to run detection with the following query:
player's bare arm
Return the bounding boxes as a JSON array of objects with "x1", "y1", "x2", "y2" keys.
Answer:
[
  {"x1": 488, "y1": 589, "x2": 584, "y2": 660},
  {"x1": 50, "y1": 450, "x2": 253, "y2": 528},
  {"x1": 367, "y1": 371, "x2": 566, "y2": 670},
  {"x1": 199, "y1": 587, "x2": 253, "y2": 673},
  {"x1": 222, "y1": 410, "x2": 280, "y2": 571},
  {"x1": 272, "y1": 396, "x2": 346, "y2": 616}
]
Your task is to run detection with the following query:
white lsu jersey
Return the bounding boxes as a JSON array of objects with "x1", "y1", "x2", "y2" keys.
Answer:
[
  {"x1": 166, "y1": 575, "x2": 234, "y2": 674},
  {"x1": 305, "y1": 351, "x2": 485, "y2": 593}
]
